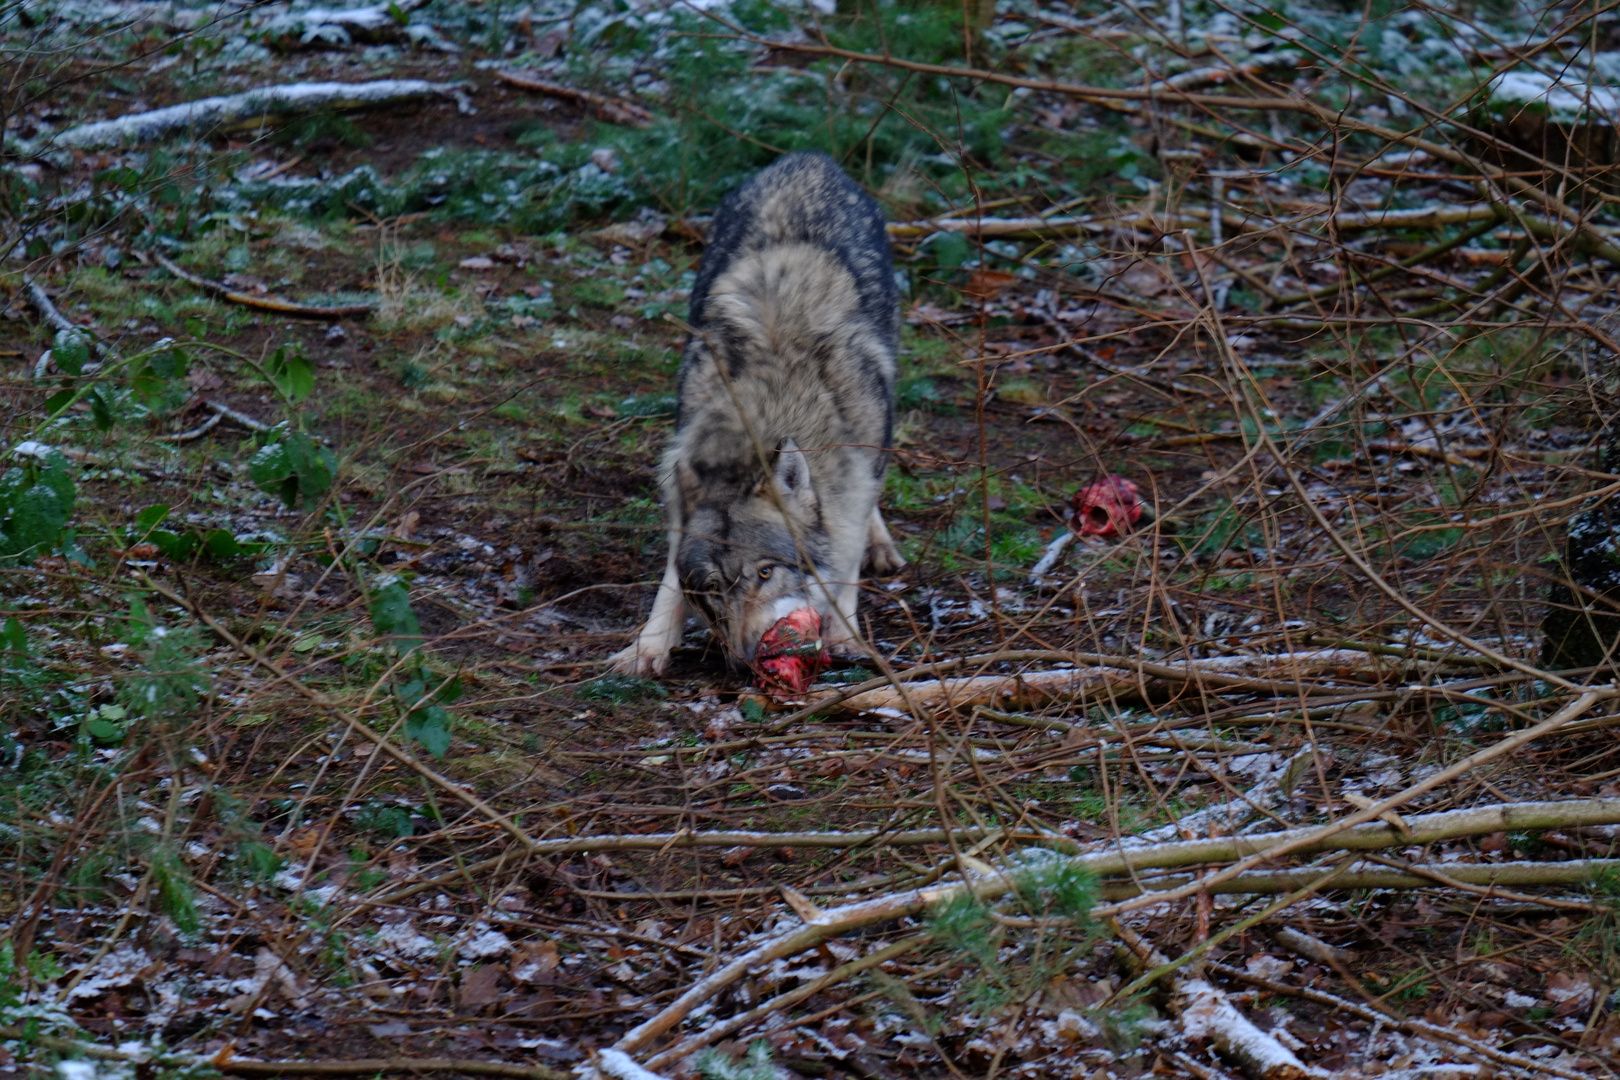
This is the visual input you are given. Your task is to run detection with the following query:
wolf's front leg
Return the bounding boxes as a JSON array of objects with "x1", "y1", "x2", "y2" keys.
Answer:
[
  {"x1": 822, "y1": 580, "x2": 869, "y2": 660},
  {"x1": 863, "y1": 506, "x2": 906, "y2": 576},
  {"x1": 608, "y1": 549, "x2": 686, "y2": 676}
]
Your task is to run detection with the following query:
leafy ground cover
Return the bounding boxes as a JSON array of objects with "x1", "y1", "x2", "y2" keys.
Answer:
[{"x1": 5, "y1": 1, "x2": 1620, "y2": 1078}]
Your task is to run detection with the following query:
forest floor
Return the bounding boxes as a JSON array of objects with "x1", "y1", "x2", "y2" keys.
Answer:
[{"x1": 4, "y1": 2, "x2": 1620, "y2": 1079}]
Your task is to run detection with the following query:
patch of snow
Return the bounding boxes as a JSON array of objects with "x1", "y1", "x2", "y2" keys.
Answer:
[
  {"x1": 65, "y1": 944, "x2": 154, "y2": 1001},
  {"x1": 459, "y1": 927, "x2": 513, "y2": 959},
  {"x1": 375, "y1": 920, "x2": 439, "y2": 960}
]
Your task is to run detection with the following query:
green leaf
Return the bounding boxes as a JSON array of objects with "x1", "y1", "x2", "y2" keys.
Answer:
[
  {"x1": 88, "y1": 386, "x2": 114, "y2": 431},
  {"x1": 370, "y1": 581, "x2": 422, "y2": 651},
  {"x1": 147, "y1": 345, "x2": 187, "y2": 380},
  {"x1": 405, "y1": 702, "x2": 452, "y2": 758},
  {"x1": 126, "y1": 595, "x2": 154, "y2": 645},
  {"x1": 149, "y1": 530, "x2": 198, "y2": 562},
  {"x1": 86, "y1": 718, "x2": 123, "y2": 742},
  {"x1": 249, "y1": 441, "x2": 293, "y2": 486},
  {"x1": 203, "y1": 529, "x2": 243, "y2": 560},
  {"x1": 52, "y1": 329, "x2": 91, "y2": 376},
  {"x1": 292, "y1": 634, "x2": 323, "y2": 653},
  {"x1": 265, "y1": 343, "x2": 315, "y2": 403},
  {"x1": 931, "y1": 231, "x2": 973, "y2": 270},
  {"x1": 1, "y1": 618, "x2": 27, "y2": 664},
  {"x1": 134, "y1": 504, "x2": 172, "y2": 533},
  {"x1": 42, "y1": 389, "x2": 74, "y2": 416},
  {"x1": 386, "y1": 0, "x2": 408, "y2": 23},
  {"x1": 35, "y1": 449, "x2": 74, "y2": 508},
  {"x1": 5, "y1": 484, "x2": 68, "y2": 555}
]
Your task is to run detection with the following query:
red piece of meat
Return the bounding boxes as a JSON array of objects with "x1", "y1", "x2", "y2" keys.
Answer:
[
  {"x1": 1068, "y1": 475, "x2": 1143, "y2": 539},
  {"x1": 753, "y1": 607, "x2": 828, "y2": 700}
]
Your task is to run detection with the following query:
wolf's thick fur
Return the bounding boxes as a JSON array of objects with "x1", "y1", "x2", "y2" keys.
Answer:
[{"x1": 609, "y1": 152, "x2": 904, "y2": 676}]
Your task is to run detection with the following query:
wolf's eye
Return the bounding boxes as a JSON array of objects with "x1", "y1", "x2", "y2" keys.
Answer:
[{"x1": 758, "y1": 565, "x2": 773, "y2": 581}]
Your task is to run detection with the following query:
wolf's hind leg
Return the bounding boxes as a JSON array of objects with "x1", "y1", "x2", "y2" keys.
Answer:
[
  {"x1": 862, "y1": 506, "x2": 906, "y2": 577},
  {"x1": 608, "y1": 550, "x2": 685, "y2": 676}
]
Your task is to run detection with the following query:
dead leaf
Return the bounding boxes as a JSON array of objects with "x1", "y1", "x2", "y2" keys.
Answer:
[
  {"x1": 510, "y1": 940, "x2": 560, "y2": 984},
  {"x1": 393, "y1": 510, "x2": 420, "y2": 542},
  {"x1": 459, "y1": 964, "x2": 504, "y2": 1008},
  {"x1": 963, "y1": 269, "x2": 1018, "y2": 301},
  {"x1": 1119, "y1": 263, "x2": 1174, "y2": 297},
  {"x1": 284, "y1": 826, "x2": 322, "y2": 858}
]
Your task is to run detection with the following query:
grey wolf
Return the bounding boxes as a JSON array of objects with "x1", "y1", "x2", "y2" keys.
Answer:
[{"x1": 609, "y1": 151, "x2": 904, "y2": 676}]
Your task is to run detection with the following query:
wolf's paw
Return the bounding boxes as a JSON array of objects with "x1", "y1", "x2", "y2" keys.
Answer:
[
  {"x1": 863, "y1": 540, "x2": 907, "y2": 578},
  {"x1": 607, "y1": 642, "x2": 670, "y2": 677}
]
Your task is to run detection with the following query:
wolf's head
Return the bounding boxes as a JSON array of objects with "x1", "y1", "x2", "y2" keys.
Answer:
[{"x1": 673, "y1": 440, "x2": 833, "y2": 666}]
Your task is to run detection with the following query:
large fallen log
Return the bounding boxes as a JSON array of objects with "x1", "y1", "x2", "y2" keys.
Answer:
[
  {"x1": 820, "y1": 649, "x2": 1387, "y2": 714},
  {"x1": 33, "y1": 80, "x2": 469, "y2": 153}
]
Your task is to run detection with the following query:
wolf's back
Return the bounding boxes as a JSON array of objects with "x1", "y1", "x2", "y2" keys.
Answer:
[{"x1": 689, "y1": 151, "x2": 898, "y2": 351}]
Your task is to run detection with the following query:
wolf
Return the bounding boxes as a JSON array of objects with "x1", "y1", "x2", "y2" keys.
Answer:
[{"x1": 609, "y1": 151, "x2": 905, "y2": 677}]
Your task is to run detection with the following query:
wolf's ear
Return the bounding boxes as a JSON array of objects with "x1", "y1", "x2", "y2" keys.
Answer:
[{"x1": 769, "y1": 439, "x2": 817, "y2": 510}]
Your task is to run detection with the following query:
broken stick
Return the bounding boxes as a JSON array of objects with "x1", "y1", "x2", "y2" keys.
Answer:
[
  {"x1": 494, "y1": 69, "x2": 654, "y2": 128},
  {"x1": 153, "y1": 252, "x2": 373, "y2": 320}
]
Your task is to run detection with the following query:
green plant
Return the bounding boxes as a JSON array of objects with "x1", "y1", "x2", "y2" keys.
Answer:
[
  {"x1": 924, "y1": 854, "x2": 1104, "y2": 1014},
  {"x1": 0, "y1": 442, "x2": 76, "y2": 564},
  {"x1": 695, "y1": 1041, "x2": 777, "y2": 1080},
  {"x1": 369, "y1": 577, "x2": 461, "y2": 758},
  {"x1": 578, "y1": 674, "x2": 667, "y2": 703}
]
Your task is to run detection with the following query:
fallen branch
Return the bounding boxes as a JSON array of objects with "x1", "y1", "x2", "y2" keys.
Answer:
[
  {"x1": 1176, "y1": 978, "x2": 1317, "y2": 1080},
  {"x1": 493, "y1": 69, "x2": 653, "y2": 127},
  {"x1": 35, "y1": 79, "x2": 469, "y2": 152},
  {"x1": 1098, "y1": 857, "x2": 1616, "y2": 904},
  {"x1": 1211, "y1": 963, "x2": 1591, "y2": 1080},
  {"x1": 821, "y1": 650, "x2": 1396, "y2": 714},
  {"x1": 1141, "y1": 52, "x2": 1304, "y2": 94},
  {"x1": 611, "y1": 797, "x2": 1620, "y2": 1056},
  {"x1": 593, "y1": 1050, "x2": 673, "y2": 1080},
  {"x1": 642, "y1": 935, "x2": 929, "y2": 1071},
  {"x1": 0, "y1": 1028, "x2": 569, "y2": 1080},
  {"x1": 522, "y1": 825, "x2": 1017, "y2": 856},
  {"x1": 219, "y1": 1058, "x2": 566, "y2": 1080},
  {"x1": 152, "y1": 411, "x2": 222, "y2": 443},
  {"x1": 23, "y1": 275, "x2": 115, "y2": 369},
  {"x1": 203, "y1": 399, "x2": 273, "y2": 433},
  {"x1": 153, "y1": 252, "x2": 374, "y2": 320}
]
